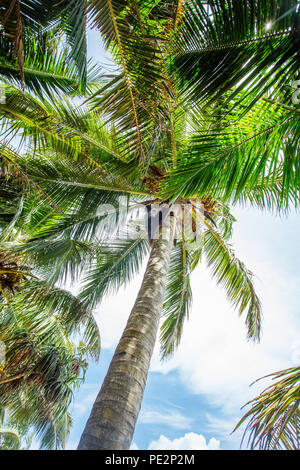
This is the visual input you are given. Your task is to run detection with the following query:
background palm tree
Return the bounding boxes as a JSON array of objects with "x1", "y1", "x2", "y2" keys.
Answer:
[
  {"x1": 0, "y1": 101, "x2": 101, "y2": 449},
  {"x1": 0, "y1": 252, "x2": 100, "y2": 450},
  {"x1": 0, "y1": 225, "x2": 100, "y2": 448}
]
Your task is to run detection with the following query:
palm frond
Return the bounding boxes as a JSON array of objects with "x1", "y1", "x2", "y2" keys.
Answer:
[
  {"x1": 160, "y1": 241, "x2": 192, "y2": 359},
  {"x1": 0, "y1": 427, "x2": 21, "y2": 449},
  {"x1": 88, "y1": 0, "x2": 144, "y2": 154},
  {"x1": 236, "y1": 164, "x2": 300, "y2": 214},
  {"x1": 15, "y1": 279, "x2": 100, "y2": 359},
  {"x1": 175, "y1": 0, "x2": 300, "y2": 109},
  {"x1": 79, "y1": 231, "x2": 149, "y2": 309},
  {"x1": 12, "y1": 238, "x2": 93, "y2": 286},
  {"x1": 0, "y1": 88, "x2": 126, "y2": 163},
  {"x1": 0, "y1": 272, "x2": 98, "y2": 449},
  {"x1": 87, "y1": 1, "x2": 183, "y2": 159},
  {"x1": 162, "y1": 94, "x2": 300, "y2": 209},
  {"x1": 0, "y1": 31, "x2": 96, "y2": 97},
  {"x1": 0, "y1": 0, "x2": 24, "y2": 85},
  {"x1": 58, "y1": 0, "x2": 88, "y2": 91},
  {"x1": 234, "y1": 366, "x2": 300, "y2": 450},
  {"x1": 203, "y1": 226, "x2": 262, "y2": 341},
  {"x1": 0, "y1": 0, "x2": 90, "y2": 90}
]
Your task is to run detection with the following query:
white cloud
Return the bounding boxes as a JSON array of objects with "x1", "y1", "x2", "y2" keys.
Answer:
[
  {"x1": 148, "y1": 432, "x2": 220, "y2": 450},
  {"x1": 205, "y1": 413, "x2": 238, "y2": 437},
  {"x1": 291, "y1": 341, "x2": 300, "y2": 364},
  {"x1": 71, "y1": 384, "x2": 99, "y2": 418},
  {"x1": 204, "y1": 413, "x2": 245, "y2": 449},
  {"x1": 139, "y1": 410, "x2": 193, "y2": 430},
  {"x1": 130, "y1": 442, "x2": 140, "y2": 450}
]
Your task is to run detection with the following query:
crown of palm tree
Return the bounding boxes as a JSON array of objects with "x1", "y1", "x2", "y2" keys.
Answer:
[
  {"x1": 1, "y1": 54, "x2": 297, "y2": 358},
  {"x1": 0, "y1": 98, "x2": 264, "y2": 358}
]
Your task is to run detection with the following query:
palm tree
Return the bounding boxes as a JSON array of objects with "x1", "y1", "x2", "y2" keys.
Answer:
[
  {"x1": 0, "y1": 145, "x2": 262, "y2": 450},
  {"x1": 0, "y1": 0, "x2": 298, "y2": 450},
  {"x1": 73, "y1": 1, "x2": 300, "y2": 449},
  {"x1": 234, "y1": 366, "x2": 300, "y2": 450},
  {"x1": 1, "y1": 102, "x2": 297, "y2": 449},
  {"x1": 0, "y1": 0, "x2": 100, "y2": 449}
]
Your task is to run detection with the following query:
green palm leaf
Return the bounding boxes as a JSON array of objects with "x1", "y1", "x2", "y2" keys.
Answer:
[
  {"x1": 0, "y1": 32, "x2": 95, "y2": 97},
  {"x1": 162, "y1": 94, "x2": 300, "y2": 209},
  {"x1": 174, "y1": 0, "x2": 300, "y2": 110},
  {"x1": 160, "y1": 241, "x2": 192, "y2": 359},
  {"x1": 79, "y1": 232, "x2": 149, "y2": 309},
  {"x1": 0, "y1": 0, "x2": 90, "y2": 90},
  {"x1": 203, "y1": 226, "x2": 262, "y2": 341},
  {"x1": 234, "y1": 366, "x2": 300, "y2": 450}
]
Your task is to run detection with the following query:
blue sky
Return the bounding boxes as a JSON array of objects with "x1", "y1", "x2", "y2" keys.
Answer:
[{"x1": 59, "y1": 29, "x2": 300, "y2": 451}]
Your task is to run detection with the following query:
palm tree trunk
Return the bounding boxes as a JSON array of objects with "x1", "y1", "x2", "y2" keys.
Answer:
[{"x1": 77, "y1": 214, "x2": 175, "y2": 450}]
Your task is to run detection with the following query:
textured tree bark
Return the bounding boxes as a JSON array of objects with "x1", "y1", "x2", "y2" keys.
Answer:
[{"x1": 77, "y1": 215, "x2": 175, "y2": 450}]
